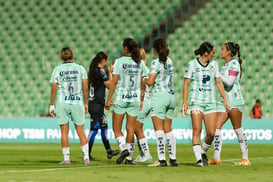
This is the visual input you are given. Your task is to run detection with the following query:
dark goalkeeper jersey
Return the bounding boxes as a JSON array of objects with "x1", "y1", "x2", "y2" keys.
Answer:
[{"x1": 89, "y1": 68, "x2": 109, "y2": 104}]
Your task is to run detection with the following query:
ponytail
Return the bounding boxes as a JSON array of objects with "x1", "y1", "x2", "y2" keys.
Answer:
[
  {"x1": 226, "y1": 42, "x2": 243, "y2": 78},
  {"x1": 235, "y1": 43, "x2": 243, "y2": 78},
  {"x1": 153, "y1": 38, "x2": 169, "y2": 64},
  {"x1": 123, "y1": 38, "x2": 140, "y2": 64},
  {"x1": 194, "y1": 42, "x2": 214, "y2": 56}
]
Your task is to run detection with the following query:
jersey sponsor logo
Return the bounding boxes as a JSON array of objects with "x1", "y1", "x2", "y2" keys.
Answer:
[
  {"x1": 122, "y1": 92, "x2": 138, "y2": 99},
  {"x1": 122, "y1": 63, "x2": 140, "y2": 69},
  {"x1": 198, "y1": 88, "x2": 212, "y2": 92},
  {"x1": 202, "y1": 75, "x2": 210, "y2": 84},
  {"x1": 59, "y1": 70, "x2": 79, "y2": 76},
  {"x1": 63, "y1": 76, "x2": 77, "y2": 82},
  {"x1": 64, "y1": 94, "x2": 81, "y2": 101}
]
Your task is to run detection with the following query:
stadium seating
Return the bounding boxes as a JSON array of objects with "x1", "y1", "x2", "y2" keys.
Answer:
[
  {"x1": 0, "y1": 0, "x2": 272, "y2": 118},
  {"x1": 167, "y1": 0, "x2": 272, "y2": 117}
]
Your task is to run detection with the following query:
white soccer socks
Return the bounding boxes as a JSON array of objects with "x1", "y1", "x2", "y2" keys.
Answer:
[
  {"x1": 62, "y1": 147, "x2": 70, "y2": 161},
  {"x1": 155, "y1": 130, "x2": 166, "y2": 161},
  {"x1": 193, "y1": 144, "x2": 202, "y2": 162},
  {"x1": 138, "y1": 138, "x2": 151, "y2": 157},
  {"x1": 116, "y1": 136, "x2": 127, "y2": 151},
  {"x1": 81, "y1": 143, "x2": 89, "y2": 161},
  {"x1": 126, "y1": 143, "x2": 135, "y2": 160},
  {"x1": 166, "y1": 131, "x2": 176, "y2": 160},
  {"x1": 213, "y1": 129, "x2": 223, "y2": 160},
  {"x1": 235, "y1": 128, "x2": 249, "y2": 160}
]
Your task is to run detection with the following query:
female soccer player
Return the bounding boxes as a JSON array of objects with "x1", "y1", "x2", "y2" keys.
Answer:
[
  {"x1": 134, "y1": 48, "x2": 152, "y2": 162},
  {"x1": 144, "y1": 38, "x2": 178, "y2": 167},
  {"x1": 209, "y1": 42, "x2": 250, "y2": 166},
  {"x1": 105, "y1": 38, "x2": 146, "y2": 165},
  {"x1": 87, "y1": 51, "x2": 119, "y2": 161},
  {"x1": 49, "y1": 47, "x2": 89, "y2": 164},
  {"x1": 182, "y1": 42, "x2": 229, "y2": 167}
]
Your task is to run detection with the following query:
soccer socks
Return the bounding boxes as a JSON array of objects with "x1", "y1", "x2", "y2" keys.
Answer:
[
  {"x1": 137, "y1": 139, "x2": 145, "y2": 157},
  {"x1": 193, "y1": 144, "x2": 202, "y2": 162},
  {"x1": 213, "y1": 129, "x2": 223, "y2": 160},
  {"x1": 166, "y1": 131, "x2": 176, "y2": 160},
  {"x1": 235, "y1": 128, "x2": 249, "y2": 160},
  {"x1": 116, "y1": 136, "x2": 127, "y2": 151},
  {"x1": 87, "y1": 129, "x2": 98, "y2": 157},
  {"x1": 201, "y1": 142, "x2": 211, "y2": 154},
  {"x1": 155, "y1": 130, "x2": 166, "y2": 161},
  {"x1": 126, "y1": 143, "x2": 135, "y2": 160},
  {"x1": 62, "y1": 147, "x2": 70, "y2": 161},
  {"x1": 138, "y1": 138, "x2": 150, "y2": 157},
  {"x1": 101, "y1": 126, "x2": 111, "y2": 152},
  {"x1": 81, "y1": 143, "x2": 89, "y2": 160}
]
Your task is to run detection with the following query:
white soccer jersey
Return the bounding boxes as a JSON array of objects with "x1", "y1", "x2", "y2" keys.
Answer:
[
  {"x1": 184, "y1": 58, "x2": 220, "y2": 105},
  {"x1": 50, "y1": 62, "x2": 87, "y2": 105},
  {"x1": 113, "y1": 56, "x2": 146, "y2": 102},
  {"x1": 219, "y1": 58, "x2": 244, "y2": 105}
]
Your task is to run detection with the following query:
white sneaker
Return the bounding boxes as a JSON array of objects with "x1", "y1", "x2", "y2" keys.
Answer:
[
  {"x1": 135, "y1": 155, "x2": 152, "y2": 162},
  {"x1": 148, "y1": 160, "x2": 167, "y2": 167}
]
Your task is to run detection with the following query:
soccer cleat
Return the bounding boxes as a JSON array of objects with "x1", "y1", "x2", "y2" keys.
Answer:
[
  {"x1": 124, "y1": 159, "x2": 136, "y2": 165},
  {"x1": 135, "y1": 155, "x2": 153, "y2": 162},
  {"x1": 169, "y1": 159, "x2": 178, "y2": 166},
  {"x1": 116, "y1": 149, "x2": 129, "y2": 164},
  {"x1": 148, "y1": 160, "x2": 167, "y2": 167},
  {"x1": 83, "y1": 158, "x2": 90, "y2": 165},
  {"x1": 196, "y1": 159, "x2": 203, "y2": 167},
  {"x1": 201, "y1": 153, "x2": 209, "y2": 166},
  {"x1": 89, "y1": 156, "x2": 100, "y2": 161},
  {"x1": 235, "y1": 159, "x2": 251, "y2": 166},
  {"x1": 59, "y1": 160, "x2": 71, "y2": 165},
  {"x1": 209, "y1": 158, "x2": 221, "y2": 165},
  {"x1": 107, "y1": 149, "x2": 120, "y2": 159}
]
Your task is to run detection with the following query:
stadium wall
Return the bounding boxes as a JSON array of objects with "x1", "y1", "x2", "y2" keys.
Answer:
[{"x1": 0, "y1": 118, "x2": 272, "y2": 144}]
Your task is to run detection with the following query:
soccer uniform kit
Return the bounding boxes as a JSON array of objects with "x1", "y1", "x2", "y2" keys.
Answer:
[
  {"x1": 217, "y1": 58, "x2": 244, "y2": 112},
  {"x1": 112, "y1": 56, "x2": 146, "y2": 117},
  {"x1": 50, "y1": 62, "x2": 87, "y2": 125},
  {"x1": 149, "y1": 57, "x2": 176, "y2": 120},
  {"x1": 88, "y1": 68, "x2": 109, "y2": 128},
  {"x1": 184, "y1": 58, "x2": 220, "y2": 114}
]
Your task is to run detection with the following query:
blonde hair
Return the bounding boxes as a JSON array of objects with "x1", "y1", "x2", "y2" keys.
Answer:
[
  {"x1": 139, "y1": 48, "x2": 146, "y2": 64},
  {"x1": 61, "y1": 47, "x2": 74, "y2": 61}
]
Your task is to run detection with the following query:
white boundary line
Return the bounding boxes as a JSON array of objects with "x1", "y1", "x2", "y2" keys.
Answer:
[{"x1": 1, "y1": 156, "x2": 273, "y2": 174}]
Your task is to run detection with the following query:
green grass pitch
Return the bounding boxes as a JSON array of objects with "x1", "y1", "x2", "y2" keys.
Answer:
[{"x1": 0, "y1": 143, "x2": 272, "y2": 182}]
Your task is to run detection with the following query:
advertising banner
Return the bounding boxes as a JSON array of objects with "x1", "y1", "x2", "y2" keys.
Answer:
[{"x1": 0, "y1": 118, "x2": 272, "y2": 144}]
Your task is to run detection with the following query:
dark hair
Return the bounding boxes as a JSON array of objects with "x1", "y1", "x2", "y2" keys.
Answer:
[
  {"x1": 153, "y1": 38, "x2": 169, "y2": 63},
  {"x1": 194, "y1": 42, "x2": 214, "y2": 56},
  {"x1": 226, "y1": 42, "x2": 243, "y2": 77},
  {"x1": 88, "y1": 51, "x2": 108, "y2": 89},
  {"x1": 123, "y1": 38, "x2": 140, "y2": 64},
  {"x1": 61, "y1": 47, "x2": 73, "y2": 61},
  {"x1": 256, "y1": 99, "x2": 261, "y2": 103}
]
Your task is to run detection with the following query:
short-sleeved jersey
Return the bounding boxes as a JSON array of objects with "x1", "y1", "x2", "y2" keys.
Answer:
[
  {"x1": 149, "y1": 57, "x2": 175, "y2": 95},
  {"x1": 50, "y1": 62, "x2": 87, "y2": 105},
  {"x1": 113, "y1": 56, "x2": 146, "y2": 102},
  {"x1": 184, "y1": 58, "x2": 220, "y2": 104},
  {"x1": 89, "y1": 68, "x2": 108, "y2": 104},
  {"x1": 219, "y1": 58, "x2": 244, "y2": 105}
]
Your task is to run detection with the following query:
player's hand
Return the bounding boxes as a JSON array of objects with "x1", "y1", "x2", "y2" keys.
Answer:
[
  {"x1": 139, "y1": 100, "x2": 143, "y2": 111},
  {"x1": 84, "y1": 104, "x2": 88, "y2": 114},
  {"x1": 49, "y1": 105, "x2": 56, "y2": 117},
  {"x1": 181, "y1": 103, "x2": 188, "y2": 116},
  {"x1": 105, "y1": 99, "x2": 113, "y2": 110},
  {"x1": 224, "y1": 98, "x2": 230, "y2": 112}
]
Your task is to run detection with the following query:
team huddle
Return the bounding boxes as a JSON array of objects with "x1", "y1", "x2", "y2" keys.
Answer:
[{"x1": 49, "y1": 37, "x2": 250, "y2": 167}]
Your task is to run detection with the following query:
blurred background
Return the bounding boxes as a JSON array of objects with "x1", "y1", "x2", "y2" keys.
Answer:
[{"x1": 0, "y1": 0, "x2": 271, "y2": 118}]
